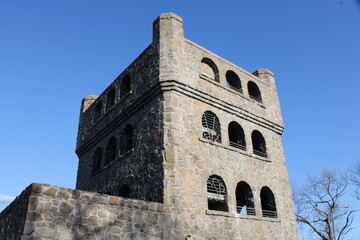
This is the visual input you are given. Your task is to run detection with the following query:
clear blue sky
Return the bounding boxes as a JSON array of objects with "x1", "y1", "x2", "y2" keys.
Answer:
[{"x1": 1, "y1": 0, "x2": 359, "y2": 238}]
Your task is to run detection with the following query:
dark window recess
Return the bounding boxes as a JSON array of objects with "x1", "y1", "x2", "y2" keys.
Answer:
[
  {"x1": 202, "y1": 111, "x2": 221, "y2": 143},
  {"x1": 226, "y1": 70, "x2": 242, "y2": 93},
  {"x1": 248, "y1": 81, "x2": 262, "y2": 103},
  {"x1": 93, "y1": 102, "x2": 102, "y2": 123},
  {"x1": 92, "y1": 147, "x2": 103, "y2": 174},
  {"x1": 118, "y1": 185, "x2": 130, "y2": 198},
  {"x1": 236, "y1": 181, "x2": 255, "y2": 215},
  {"x1": 104, "y1": 137, "x2": 117, "y2": 165},
  {"x1": 200, "y1": 58, "x2": 219, "y2": 82},
  {"x1": 106, "y1": 89, "x2": 116, "y2": 111},
  {"x1": 207, "y1": 175, "x2": 228, "y2": 212},
  {"x1": 121, "y1": 125, "x2": 133, "y2": 154},
  {"x1": 120, "y1": 75, "x2": 131, "y2": 98},
  {"x1": 228, "y1": 121, "x2": 246, "y2": 150},
  {"x1": 251, "y1": 130, "x2": 267, "y2": 158},
  {"x1": 261, "y1": 186, "x2": 277, "y2": 218}
]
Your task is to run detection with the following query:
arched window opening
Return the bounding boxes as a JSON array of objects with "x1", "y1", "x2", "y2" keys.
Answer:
[
  {"x1": 122, "y1": 125, "x2": 133, "y2": 154},
  {"x1": 200, "y1": 58, "x2": 219, "y2": 82},
  {"x1": 104, "y1": 137, "x2": 117, "y2": 165},
  {"x1": 202, "y1": 111, "x2": 221, "y2": 143},
  {"x1": 92, "y1": 147, "x2": 103, "y2": 174},
  {"x1": 93, "y1": 102, "x2": 102, "y2": 123},
  {"x1": 118, "y1": 184, "x2": 130, "y2": 198},
  {"x1": 207, "y1": 175, "x2": 228, "y2": 212},
  {"x1": 236, "y1": 181, "x2": 255, "y2": 215},
  {"x1": 226, "y1": 70, "x2": 242, "y2": 93},
  {"x1": 228, "y1": 121, "x2": 246, "y2": 151},
  {"x1": 120, "y1": 75, "x2": 131, "y2": 99},
  {"x1": 106, "y1": 89, "x2": 115, "y2": 111},
  {"x1": 260, "y1": 186, "x2": 277, "y2": 218},
  {"x1": 251, "y1": 130, "x2": 267, "y2": 158},
  {"x1": 248, "y1": 81, "x2": 262, "y2": 103}
]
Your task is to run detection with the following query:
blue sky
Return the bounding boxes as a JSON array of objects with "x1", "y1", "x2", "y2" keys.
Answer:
[{"x1": 1, "y1": 0, "x2": 359, "y2": 238}]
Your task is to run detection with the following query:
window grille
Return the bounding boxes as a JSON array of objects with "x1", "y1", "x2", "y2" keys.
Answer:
[
  {"x1": 252, "y1": 130, "x2": 267, "y2": 158},
  {"x1": 236, "y1": 181, "x2": 256, "y2": 216},
  {"x1": 202, "y1": 111, "x2": 221, "y2": 143},
  {"x1": 260, "y1": 186, "x2": 277, "y2": 218},
  {"x1": 228, "y1": 121, "x2": 246, "y2": 151},
  {"x1": 207, "y1": 176, "x2": 226, "y2": 201},
  {"x1": 207, "y1": 175, "x2": 228, "y2": 212},
  {"x1": 248, "y1": 81, "x2": 262, "y2": 103}
]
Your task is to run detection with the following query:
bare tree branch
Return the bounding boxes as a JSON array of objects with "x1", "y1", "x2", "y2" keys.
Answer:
[
  {"x1": 348, "y1": 160, "x2": 360, "y2": 200},
  {"x1": 292, "y1": 169, "x2": 356, "y2": 240}
]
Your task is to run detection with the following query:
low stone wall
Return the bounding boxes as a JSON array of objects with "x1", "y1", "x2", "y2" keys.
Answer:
[
  {"x1": 0, "y1": 185, "x2": 31, "y2": 240},
  {"x1": 0, "y1": 182, "x2": 298, "y2": 239},
  {"x1": 20, "y1": 183, "x2": 185, "y2": 240}
]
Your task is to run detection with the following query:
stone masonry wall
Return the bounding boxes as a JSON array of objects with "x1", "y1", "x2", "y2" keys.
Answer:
[
  {"x1": 157, "y1": 13, "x2": 299, "y2": 239},
  {"x1": 3, "y1": 183, "x2": 297, "y2": 239},
  {"x1": 18, "y1": 183, "x2": 203, "y2": 240},
  {"x1": 0, "y1": 185, "x2": 31, "y2": 240},
  {"x1": 75, "y1": 41, "x2": 165, "y2": 202},
  {"x1": 76, "y1": 96, "x2": 164, "y2": 202},
  {"x1": 161, "y1": 90, "x2": 298, "y2": 239}
]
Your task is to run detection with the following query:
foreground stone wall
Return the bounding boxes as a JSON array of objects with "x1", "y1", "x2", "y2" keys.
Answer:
[
  {"x1": 0, "y1": 185, "x2": 31, "y2": 240},
  {"x1": 19, "y1": 184, "x2": 183, "y2": 240},
  {"x1": 1, "y1": 183, "x2": 297, "y2": 239}
]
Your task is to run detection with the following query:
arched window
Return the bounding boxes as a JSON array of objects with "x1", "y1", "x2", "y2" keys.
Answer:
[
  {"x1": 120, "y1": 75, "x2": 131, "y2": 99},
  {"x1": 106, "y1": 89, "x2": 115, "y2": 111},
  {"x1": 251, "y1": 130, "x2": 267, "y2": 158},
  {"x1": 93, "y1": 102, "x2": 102, "y2": 123},
  {"x1": 260, "y1": 186, "x2": 277, "y2": 218},
  {"x1": 200, "y1": 58, "x2": 219, "y2": 82},
  {"x1": 118, "y1": 184, "x2": 130, "y2": 198},
  {"x1": 226, "y1": 70, "x2": 242, "y2": 93},
  {"x1": 202, "y1": 111, "x2": 221, "y2": 143},
  {"x1": 104, "y1": 137, "x2": 117, "y2": 165},
  {"x1": 122, "y1": 125, "x2": 133, "y2": 154},
  {"x1": 236, "y1": 181, "x2": 255, "y2": 215},
  {"x1": 92, "y1": 147, "x2": 103, "y2": 174},
  {"x1": 248, "y1": 81, "x2": 262, "y2": 103},
  {"x1": 228, "y1": 121, "x2": 246, "y2": 150},
  {"x1": 207, "y1": 175, "x2": 228, "y2": 212}
]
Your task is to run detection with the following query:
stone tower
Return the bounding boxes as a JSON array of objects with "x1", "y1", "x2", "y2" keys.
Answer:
[
  {"x1": 75, "y1": 12, "x2": 299, "y2": 239},
  {"x1": 0, "y1": 13, "x2": 299, "y2": 239}
]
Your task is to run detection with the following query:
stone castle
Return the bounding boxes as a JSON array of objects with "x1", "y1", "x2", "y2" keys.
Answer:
[{"x1": 0, "y1": 13, "x2": 299, "y2": 239}]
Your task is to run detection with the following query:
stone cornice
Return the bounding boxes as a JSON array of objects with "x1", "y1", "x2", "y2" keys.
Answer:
[
  {"x1": 76, "y1": 79, "x2": 284, "y2": 156},
  {"x1": 161, "y1": 79, "x2": 284, "y2": 134}
]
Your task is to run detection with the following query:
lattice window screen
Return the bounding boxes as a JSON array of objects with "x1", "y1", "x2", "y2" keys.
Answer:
[
  {"x1": 207, "y1": 176, "x2": 226, "y2": 201},
  {"x1": 202, "y1": 111, "x2": 221, "y2": 143}
]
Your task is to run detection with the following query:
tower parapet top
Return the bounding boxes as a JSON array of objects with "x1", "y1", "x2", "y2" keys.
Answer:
[
  {"x1": 81, "y1": 95, "x2": 98, "y2": 113},
  {"x1": 253, "y1": 69, "x2": 274, "y2": 80},
  {"x1": 153, "y1": 12, "x2": 184, "y2": 42}
]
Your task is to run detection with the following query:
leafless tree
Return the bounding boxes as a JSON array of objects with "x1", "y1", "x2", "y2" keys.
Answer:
[
  {"x1": 348, "y1": 160, "x2": 360, "y2": 200},
  {"x1": 293, "y1": 169, "x2": 356, "y2": 240}
]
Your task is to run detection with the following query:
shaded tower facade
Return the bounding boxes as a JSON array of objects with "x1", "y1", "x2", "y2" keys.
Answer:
[{"x1": 75, "y1": 13, "x2": 299, "y2": 239}]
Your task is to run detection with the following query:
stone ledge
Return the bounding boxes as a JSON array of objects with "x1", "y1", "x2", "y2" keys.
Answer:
[
  {"x1": 198, "y1": 138, "x2": 272, "y2": 163},
  {"x1": 205, "y1": 210, "x2": 281, "y2": 223},
  {"x1": 25, "y1": 183, "x2": 168, "y2": 212},
  {"x1": 161, "y1": 80, "x2": 283, "y2": 134}
]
